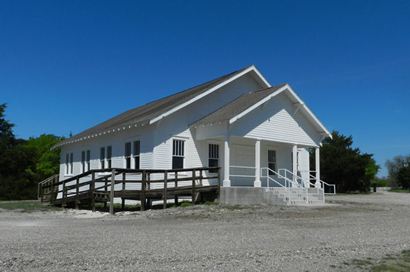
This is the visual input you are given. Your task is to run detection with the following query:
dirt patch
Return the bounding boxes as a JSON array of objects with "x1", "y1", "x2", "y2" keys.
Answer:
[{"x1": 0, "y1": 192, "x2": 409, "y2": 271}]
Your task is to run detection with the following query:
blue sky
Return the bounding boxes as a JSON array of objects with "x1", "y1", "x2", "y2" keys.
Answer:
[{"x1": 0, "y1": 0, "x2": 409, "y2": 176}]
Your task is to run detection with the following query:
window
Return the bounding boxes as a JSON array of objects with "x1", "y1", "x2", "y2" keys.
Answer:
[
  {"x1": 268, "y1": 150, "x2": 276, "y2": 175},
  {"x1": 86, "y1": 150, "x2": 91, "y2": 171},
  {"x1": 208, "y1": 144, "x2": 219, "y2": 173},
  {"x1": 65, "y1": 153, "x2": 69, "y2": 175},
  {"x1": 125, "y1": 142, "x2": 131, "y2": 169},
  {"x1": 69, "y1": 152, "x2": 74, "y2": 174},
  {"x1": 100, "y1": 147, "x2": 105, "y2": 169},
  {"x1": 133, "y1": 141, "x2": 140, "y2": 170},
  {"x1": 81, "y1": 151, "x2": 86, "y2": 173},
  {"x1": 172, "y1": 139, "x2": 184, "y2": 169},
  {"x1": 107, "y1": 146, "x2": 112, "y2": 169}
]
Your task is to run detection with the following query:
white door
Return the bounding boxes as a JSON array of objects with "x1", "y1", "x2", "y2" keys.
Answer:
[{"x1": 297, "y1": 148, "x2": 310, "y2": 187}]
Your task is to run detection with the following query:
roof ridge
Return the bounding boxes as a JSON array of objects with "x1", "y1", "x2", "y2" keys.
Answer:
[
  {"x1": 191, "y1": 83, "x2": 288, "y2": 127},
  {"x1": 139, "y1": 65, "x2": 253, "y2": 108},
  {"x1": 252, "y1": 83, "x2": 288, "y2": 93},
  {"x1": 55, "y1": 65, "x2": 255, "y2": 147}
]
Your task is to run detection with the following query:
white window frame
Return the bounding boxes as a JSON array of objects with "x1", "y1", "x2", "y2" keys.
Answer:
[
  {"x1": 69, "y1": 152, "x2": 74, "y2": 175},
  {"x1": 65, "y1": 153, "x2": 69, "y2": 175},
  {"x1": 86, "y1": 150, "x2": 91, "y2": 171},
  {"x1": 208, "y1": 143, "x2": 219, "y2": 172},
  {"x1": 124, "y1": 142, "x2": 132, "y2": 169},
  {"x1": 133, "y1": 140, "x2": 141, "y2": 170},
  {"x1": 106, "y1": 146, "x2": 112, "y2": 169},
  {"x1": 81, "y1": 151, "x2": 86, "y2": 173},
  {"x1": 172, "y1": 139, "x2": 185, "y2": 169},
  {"x1": 100, "y1": 147, "x2": 105, "y2": 169}
]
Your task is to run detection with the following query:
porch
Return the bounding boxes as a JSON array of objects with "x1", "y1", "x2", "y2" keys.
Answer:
[{"x1": 198, "y1": 135, "x2": 335, "y2": 205}]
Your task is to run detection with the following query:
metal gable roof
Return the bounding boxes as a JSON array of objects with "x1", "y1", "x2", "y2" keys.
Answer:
[
  {"x1": 55, "y1": 66, "x2": 253, "y2": 147},
  {"x1": 191, "y1": 84, "x2": 287, "y2": 127}
]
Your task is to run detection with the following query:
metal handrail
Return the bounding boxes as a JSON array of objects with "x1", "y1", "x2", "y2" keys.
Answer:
[
  {"x1": 260, "y1": 167, "x2": 290, "y2": 204},
  {"x1": 306, "y1": 173, "x2": 336, "y2": 195},
  {"x1": 277, "y1": 168, "x2": 317, "y2": 203},
  {"x1": 297, "y1": 170, "x2": 336, "y2": 195},
  {"x1": 260, "y1": 168, "x2": 287, "y2": 188},
  {"x1": 278, "y1": 169, "x2": 306, "y2": 187}
]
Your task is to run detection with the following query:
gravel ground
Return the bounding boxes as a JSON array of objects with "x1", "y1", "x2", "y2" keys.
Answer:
[{"x1": 0, "y1": 192, "x2": 409, "y2": 272}]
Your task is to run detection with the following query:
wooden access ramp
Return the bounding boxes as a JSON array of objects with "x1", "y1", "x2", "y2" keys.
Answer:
[{"x1": 39, "y1": 167, "x2": 221, "y2": 214}]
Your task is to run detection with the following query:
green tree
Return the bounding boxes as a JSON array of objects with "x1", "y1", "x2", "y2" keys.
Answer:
[
  {"x1": 0, "y1": 104, "x2": 63, "y2": 200},
  {"x1": 397, "y1": 165, "x2": 410, "y2": 189},
  {"x1": 24, "y1": 134, "x2": 62, "y2": 179},
  {"x1": 0, "y1": 103, "x2": 15, "y2": 145},
  {"x1": 319, "y1": 131, "x2": 379, "y2": 193},
  {"x1": 386, "y1": 155, "x2": 410, "y2": 188}
]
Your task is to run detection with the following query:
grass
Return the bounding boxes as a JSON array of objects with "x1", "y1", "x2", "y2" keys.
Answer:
[
  {"x1": 179, "y1": 201, "x2": 193, "y2": 208},
  {"x1": 0, "y1": 200, "x2": 62, "y2": 212},
  {"x1": 389, "y1": 188, "x2": 410, "y2": 193},
  {"x1": 94, "y1": 200, "x2": 218, "y2": 212},
  {"x1": 343, "y1": 250, "x2": 410, "y2": 271},
  {"x1": 371, "y1": 250, "x2": 410, "y2": 272},
  {"x1": 0, "y1": 199, "x2": 219, "y2": 213}
]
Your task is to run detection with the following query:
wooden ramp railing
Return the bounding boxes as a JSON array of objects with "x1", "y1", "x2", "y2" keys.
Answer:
[
  {"x1": 38, "y1": 174, "x2": 59, "y2": 203},
  {"x1": 39, "y1": 167, "x2": 220, "y2": 214}
]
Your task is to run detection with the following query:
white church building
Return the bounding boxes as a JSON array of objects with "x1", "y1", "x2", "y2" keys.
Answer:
[{"x1": 53, "y1": 65, "x2": 334, "y2": 206}]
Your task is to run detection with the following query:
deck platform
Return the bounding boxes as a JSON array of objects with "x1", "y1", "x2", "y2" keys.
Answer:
[{"x1": 39, "y1": 167, "x2": 220, "y2": 214}]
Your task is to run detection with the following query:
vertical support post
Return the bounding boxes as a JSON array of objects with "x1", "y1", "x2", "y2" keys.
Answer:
[
  {"x1": 62, "y1": 180, "x2": 66, "y2": 207},
  {"x1": 141, "y1": 171, "x2": 146, "y2": 211},
  {"x1": 104, "y1": 177, "x2": 108, "y2": 209},
  {"x1": 174, "y1": 171, "x2": 178, "y2": 206},
  {"x1": 292, "y1": 145, "x2": 298, "y2": 187},
  {"x1": 91, "y1": 172, "x2": 96, "y2": 212},
  {"x1": 315, "y1": 147, "x2": 321, "y2": 188},
  {"x1": 254, "y1": 139, "x2": 261, "y2": 187},
  {"x1": 199, "y1": 169, "x2": 203, "y2": 202},
  {"x1": 217, "y1": 167, "x2": 221, "y2": 200},
  {"x1": 192, "y1": 170, "x2": 196, "y2": 205},
  {"x1": 163, "y1": 171, "x2": 168, "y2": 209},
  {"x1": 75, "y1": 177, "x2": 80, "y2": 209},
  {"x1": 52, "y1": 176, "x2": 57, "y2": 203},
  {"x1": 147, "y1": 172, "x2": 152, "y2": 209},
  {"x1": 38, "y1": 182, "x2": 41, "y2": 201},
  {"x1": 223, "y1": 135, "x2": 231, "y2": 187},
  {"x1": 109, "y1": 169, "x2": 115, "y2": 215},
  {"x1": 121, "y1": 172, "x2": 126, "y2": 210}
]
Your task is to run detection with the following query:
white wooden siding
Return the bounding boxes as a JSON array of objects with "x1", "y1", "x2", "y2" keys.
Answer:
[
  {"x1": 59, "y1": 125, "x2": 154, "y2": 181},
  {"x1": 230, "y1": 92, "x2": 322, "y2": 147},
  {"x1": 151, "y1": 73, "x2": 263, "y2": 170},
  {"x1": 59, "y1": 71, "x2": 319, "y2": 188}
]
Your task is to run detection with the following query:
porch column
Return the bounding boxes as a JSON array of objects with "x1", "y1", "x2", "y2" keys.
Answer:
[
  {"x1": 315, "y1": 147, "x2": 321, "y2": 188},
  {"x1": 254, "y1": 139, "x2": 261, "y2": 187},
  {"x1": 292, "y1": 145, "x2": 298, "y2": 187},
  {"x1": 223, "y1": 135, "x2": 231, "y2": 187}
]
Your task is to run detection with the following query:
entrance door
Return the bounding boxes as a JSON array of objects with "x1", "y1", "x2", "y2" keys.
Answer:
[
  {"x1": 267, "y1": 149, "x2": 277, "y2": 175},
  {"x1": 297, "y1": 148, "x2": 310, "y2": 187}
]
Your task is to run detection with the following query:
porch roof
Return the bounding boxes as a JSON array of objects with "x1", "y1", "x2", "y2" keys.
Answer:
[{"x1": 191, "y1": 84, "x2": 287, "y2": 127}]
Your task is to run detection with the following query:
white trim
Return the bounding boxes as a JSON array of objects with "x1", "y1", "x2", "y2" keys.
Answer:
[
  {"x1": 286, "y1": 85, "x2": 331, "y2": 138},
  {"x1": 149, "y1": 65, "x2": 271, "y2": 125},
  {"x1": 251, "y1": 65, "x2": 271, "y2": 88},
  {"x1": 229, "y1": 85, "x2": 288, "y2": 124},
  {"x1": 254, "y1": 139, "x2": 261, "y2": 187},
  {"x1": 228, "y1": 84, "x2": 331, "y2": 138},
  {"x1": 315, "y1": 147, "x2": 321, "y2": 188},
  {"x1": 171, "y1": 138, "x2": 186, "y2": 169},
  {"x1": 223, "y1": 135, "x2": 231, "y2": 187}
]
